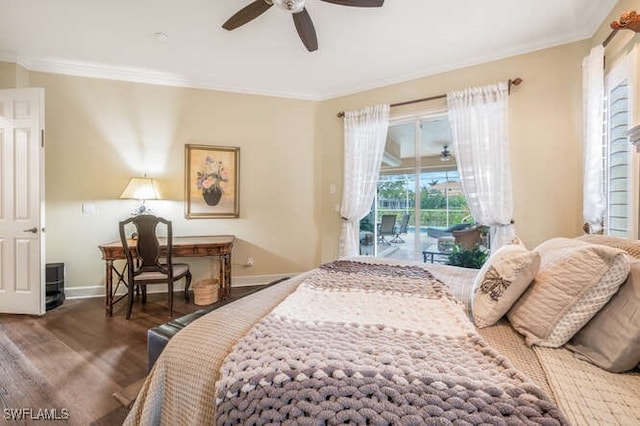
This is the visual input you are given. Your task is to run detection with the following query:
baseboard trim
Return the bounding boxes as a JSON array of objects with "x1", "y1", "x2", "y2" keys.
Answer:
[
  {"x1": 232, "y1": 273, "x2": 298, "y2": 287},
  {"x1": 65, "y1": 273, "x2": 300, "y2": 300}
]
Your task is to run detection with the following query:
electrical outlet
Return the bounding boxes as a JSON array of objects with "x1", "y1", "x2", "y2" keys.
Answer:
[{"x1": 245, "y1": 256, "x2": 254, "y2": 267}]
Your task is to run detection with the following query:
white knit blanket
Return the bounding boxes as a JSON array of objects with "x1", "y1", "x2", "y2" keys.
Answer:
[{"x1": 215, "y1": 260, "x2": 567, "y2": 424}]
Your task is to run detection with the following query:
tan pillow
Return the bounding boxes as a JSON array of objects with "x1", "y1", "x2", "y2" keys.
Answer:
[
  {"x1": 507, "y1": 238, "x2": 630, "y2": 347},
  {"x1": 576, "y1": 234, "x2": 640, "y2": 259},
  {"x1": 472, "y1": 244, "x2": 540, "y2": 328},
  {"x1": 565, "y1": 259, "x2": 640, "y2": 372}
]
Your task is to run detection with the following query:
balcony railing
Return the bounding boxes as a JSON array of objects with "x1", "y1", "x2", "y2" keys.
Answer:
[{"x1": 376, "y1": 208, "x2": 470, "y2": 228}]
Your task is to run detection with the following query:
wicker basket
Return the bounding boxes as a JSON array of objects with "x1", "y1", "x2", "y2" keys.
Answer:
[{"x1": 193, "y1": 278, "x2": 220, "y2": 306}]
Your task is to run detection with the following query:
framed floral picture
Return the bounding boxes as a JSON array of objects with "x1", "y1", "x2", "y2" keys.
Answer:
[{"x1": 185, "y1": 144, "x2": 240, "y2": 218}]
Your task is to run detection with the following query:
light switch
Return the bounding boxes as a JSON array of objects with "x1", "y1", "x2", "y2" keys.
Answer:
[{"x1": 82, "y1": 203, "x2": 96, "y2": 214}]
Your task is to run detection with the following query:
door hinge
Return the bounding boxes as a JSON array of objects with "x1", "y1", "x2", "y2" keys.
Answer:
[{"x1": 41, "y1": 129, "x2": 44, "y2": 148}]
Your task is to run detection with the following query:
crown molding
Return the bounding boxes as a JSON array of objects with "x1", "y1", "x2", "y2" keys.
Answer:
[
  {"x1": 0, "y1": 50, "x2": 22, "y2": 66},
  {"x1": 0, "y1": 0, "x2": 620, "y2": 103},
  {"x1": 317, "y1": 30, "x2": 594, "y2": 101},
  {"x1": 0, "y1": 51, "x2": 15, "y2": 61},
  {"x1": 1, "y1": 37, "x2": 579, "y2": 102},
  {"x1": 0, "y1": 53, "x2": 322, "y2": 101}
]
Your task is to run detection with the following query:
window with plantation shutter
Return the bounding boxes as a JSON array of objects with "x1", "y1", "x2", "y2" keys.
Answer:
[
  {"x1": 604, "y1": 53, "x2": 638, "y2": 239},
  {"x1": 606, "y1": 81, "x2": 630, "y2": 237}
]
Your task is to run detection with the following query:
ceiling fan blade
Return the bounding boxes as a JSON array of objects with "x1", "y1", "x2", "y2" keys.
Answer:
[
  {"x1": 222, "y1": 0, "x2": 273, "y2": 31},
  {"x1": 320, "y1": 0, "x2": 384, "y2": 7},
  {"x1": 293, "y1": 8, "x2": 318, "y2": 52}
]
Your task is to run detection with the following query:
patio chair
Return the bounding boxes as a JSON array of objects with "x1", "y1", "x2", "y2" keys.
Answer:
[
  {"x1": 452, "y1": 225, "x2": 484, "y2": 250},
  {"x1": 377, "y1": 215, "x2": 396, "y2": 246},
  {"x1": 390, "y1": 213, "x2": 410, "y2": 243}
]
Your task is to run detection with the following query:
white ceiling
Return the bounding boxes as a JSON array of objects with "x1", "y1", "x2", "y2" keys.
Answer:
[
  {"x1": 0, "y1": 0, "x2": 617, "y2": 100},
  {"x1": 388, "y1": 118, "x2": 454, "y2": 158}
]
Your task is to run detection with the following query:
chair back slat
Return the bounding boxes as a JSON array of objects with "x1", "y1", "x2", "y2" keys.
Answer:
[{"x1": 135, "y1": 217, "x2": 161, "y2": 269}]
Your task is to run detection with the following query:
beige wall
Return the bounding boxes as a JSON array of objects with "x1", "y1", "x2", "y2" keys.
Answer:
[
  {"x1": 4, "y1": 0, "x2": 640, "y2": 292},
  {"x1": 0, "y1": 61, "x2": 30, "y2": 88},
  {"x1": 0, "y1": 61, "x2": 17, "y2": 88},
  {"x1": 0, "y1": 43, "x2": 595, "y2": 289},
  {"x1": 27, "y1": 72, "x2": 319, "y2": 292},
  {"x1": 316, "y1": 41, "x2": 589, "y2": 261}
]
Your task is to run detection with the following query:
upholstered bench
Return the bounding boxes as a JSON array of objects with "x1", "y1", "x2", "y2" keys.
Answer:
[{"x1": 147, "y1": 277, "x2": 290, "y2": 371}]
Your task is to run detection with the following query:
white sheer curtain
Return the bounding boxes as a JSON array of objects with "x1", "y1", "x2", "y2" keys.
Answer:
[
  {"x1": 447, "y1": 82, "x2": 515, "y2": 251},
  {"x1": 338, "y1": 104, "x2": 390, "y2": 257},
  {"x1": 582, "y1": 45, "x2": 606, "y2": 234}
]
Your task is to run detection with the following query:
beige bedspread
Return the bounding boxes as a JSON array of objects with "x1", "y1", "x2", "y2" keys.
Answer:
[
  {"x1": 535, "y1": 347, "x2": 640, "y2": 425},
  {"x1": 124, "y1": 273, "x2": 304, "y2": 425},
  {"x1": 123, "y1": 257, "x2": 637, "y2": 425}
]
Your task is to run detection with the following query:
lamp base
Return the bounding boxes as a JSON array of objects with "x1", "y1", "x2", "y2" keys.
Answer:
[{"x1": 132, "y1": 203, "x2": 152, "y2": 216}]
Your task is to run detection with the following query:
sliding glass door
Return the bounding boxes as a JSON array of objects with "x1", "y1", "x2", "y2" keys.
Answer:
[{"x1": 359, "y1": 114, "x2": 469, "y2": 261}]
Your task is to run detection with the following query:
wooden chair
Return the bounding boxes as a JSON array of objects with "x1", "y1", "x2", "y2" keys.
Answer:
[{"x1": 119, "y1": 215, "x2": 192, "y2": 320}]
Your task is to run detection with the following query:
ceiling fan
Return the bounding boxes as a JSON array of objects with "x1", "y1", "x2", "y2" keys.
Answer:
[
  {"x1": 440, "y1": 146, "x2": 452, "y2": 162},
  {"x1": 222, "y1": 0, "x2": 385, "y2": 52}
]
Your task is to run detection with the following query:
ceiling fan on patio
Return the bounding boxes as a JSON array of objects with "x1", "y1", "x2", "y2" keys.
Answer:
[
  {"x1": 222, "y1": 0, "x2": 385, "y2": 52},
  {"x1": 440, "y1": 146, "x2": 452, "y2": 162}
]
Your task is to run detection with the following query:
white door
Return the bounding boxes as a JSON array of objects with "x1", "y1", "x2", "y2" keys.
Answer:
[{"x1": 0, "y1": 88, "x2": 45, "y2": 315}]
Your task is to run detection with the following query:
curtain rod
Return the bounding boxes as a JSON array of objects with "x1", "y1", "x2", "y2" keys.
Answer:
[
  {"x1": 602, "y1": 28, "x2": 619, "y2": 47},
  {"x1": 604, "y1": 10, "x2": 640, "y2": 47},
  {"x1": 336, "y1": 77, "x2": 523, "y2": 118}
]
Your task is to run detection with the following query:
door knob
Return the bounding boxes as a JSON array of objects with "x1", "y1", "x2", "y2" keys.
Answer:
[{"x1": 23, "y1": 227, "x2": 38, "y2": 233}]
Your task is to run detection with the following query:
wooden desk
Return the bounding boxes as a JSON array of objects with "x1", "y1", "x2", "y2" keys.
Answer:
[{"x1": 98, "y1": 235, "x2": 235, "y2": 316}]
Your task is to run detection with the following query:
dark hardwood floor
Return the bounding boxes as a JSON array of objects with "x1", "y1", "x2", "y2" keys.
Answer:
[{"x1": 0, "y1": 287, "x2": 261, "y2": 425}]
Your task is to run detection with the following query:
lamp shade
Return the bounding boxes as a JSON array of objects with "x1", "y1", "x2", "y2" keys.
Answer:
[{"x1": 119, "y1": 177, "x2": 160, "y2": 200}]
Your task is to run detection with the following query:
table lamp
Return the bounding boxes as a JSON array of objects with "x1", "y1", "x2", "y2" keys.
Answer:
[{"x1": 119, "y1": 176, "x2": 160, "y2": 215}]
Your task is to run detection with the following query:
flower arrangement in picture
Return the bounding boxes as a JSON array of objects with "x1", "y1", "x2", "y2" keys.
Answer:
[{"x1": 196, "y1": 156, "x2": 228, "y2": 206}]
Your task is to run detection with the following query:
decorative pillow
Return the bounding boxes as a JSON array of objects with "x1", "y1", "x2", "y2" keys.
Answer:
[
  {"x1": 507, "y1": 238, "x2": 630, "y2": 347},
  {"x1": 472, "y1": 244, "x2": 540, "y2": 328},
  {"x1": 576, "y1": 234, "x2": 640, "y2": 259},
  {"x1": 565, "y1": 259, "x2": 640, "y2": 372}
]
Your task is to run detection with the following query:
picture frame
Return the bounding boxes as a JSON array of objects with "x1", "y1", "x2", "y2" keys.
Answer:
[{"x1": 185, "y1": 144, "x2": 240, "y2": 219}]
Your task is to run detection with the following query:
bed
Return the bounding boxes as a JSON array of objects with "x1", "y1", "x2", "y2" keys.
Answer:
[{"x1": 124, "y1": 238, "x2": 640, "y2": 425}]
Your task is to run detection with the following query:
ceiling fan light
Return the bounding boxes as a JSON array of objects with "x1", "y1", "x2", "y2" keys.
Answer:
[
  {"x1": 440, "y1": 146, "x2": 452, "y2": 162},
  {"x1": 273, "y1": 0, "x2": 305, "y2": 12}
]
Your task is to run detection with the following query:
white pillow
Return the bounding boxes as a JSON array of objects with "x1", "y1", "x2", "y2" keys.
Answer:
[{"x1": 472, "y1": 244, "x2": 540, "y2": 328}]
